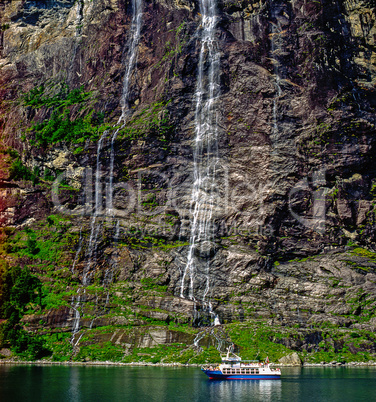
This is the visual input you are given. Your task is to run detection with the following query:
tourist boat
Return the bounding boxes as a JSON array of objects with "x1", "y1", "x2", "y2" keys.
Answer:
[{"x1": 201, "y1": 347, "x2": 281, "y2": 380}]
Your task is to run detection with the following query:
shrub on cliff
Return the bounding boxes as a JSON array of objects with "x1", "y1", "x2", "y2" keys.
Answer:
[
  {"x1": 9, "y1": 158, "x2": 40, "y2": 184},
  {"x1": 0, "y1": 266, "x2": 51, "y2": 359},
  {"x1": 0, "y1": 266, "x2": 42, "y2": 317},
  {"x1": 23, "y1": 83, "x2": 105, "y2": 145}
]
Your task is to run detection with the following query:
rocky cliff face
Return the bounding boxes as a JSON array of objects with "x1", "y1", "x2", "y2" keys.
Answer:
[{"x1": 0, "y1": 0, "x2": 376, "y2": 361}]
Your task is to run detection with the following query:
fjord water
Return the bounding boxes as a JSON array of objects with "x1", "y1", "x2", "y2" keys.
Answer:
[{"x1": 1, "y1": 366, "x2": 375, "y2": 402}]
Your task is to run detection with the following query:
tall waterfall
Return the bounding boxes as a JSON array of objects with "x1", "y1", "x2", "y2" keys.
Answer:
[
  {"x1": 70, "y1": 1, "x2": 142, "y2": 341},
  {"x1": 68, "y1": 0, "x2": 85, "y2": 82},
  {"x1": 70, "y1": 132, "x2": 107, "y2": 343},
  {"x1": 271, "y1": 21, "x2": 282, "y2": 142},
  {"x1": 180, "y1": 0, "x2": 221, "y2": 320},
  {"x1": 74, "y1": 0, "x2": 84, "y2": 37},
  {"x1": 108, "y1": 0, "x2": 143, "y2": 216},
  {"x1": 82, "y1": 132, "x2": 107, "y2": 286}
]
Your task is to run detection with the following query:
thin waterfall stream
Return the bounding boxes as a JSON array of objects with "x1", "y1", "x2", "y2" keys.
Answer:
[
  {"x1": 271, "y1": 21, "x2": 283, "y2": 142},
  {"x1": 108, "y1": 0, "x2": 143, "y2": 216},
  {"x1": 71, "y1": 225, "x2": 83, "y2": 274},
  {"x1": 71, "y1": 132, "x2": 107, "y2": 345},
  {"x1": 180, "y1": 0, "x2": 221, "y2": 325},
  {"x1": 70, "y1": 0, "x2": 142, "y2": 343},
  {"x1": 193, "y1": 326, "x2": 231, "y2": 352},
  {"x1": 82, "y1": 131, "x2": 107, "y2": 287}
]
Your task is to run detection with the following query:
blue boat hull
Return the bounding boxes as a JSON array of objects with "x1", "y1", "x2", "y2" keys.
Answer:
[{"x1": 202, "y1": 370, "x2": 280, "y2": 380}]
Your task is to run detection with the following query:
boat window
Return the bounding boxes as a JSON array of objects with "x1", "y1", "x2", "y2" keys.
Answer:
[
  {"x1": 246, "y1": 369, "x2": 250, "y2": 374},
  {"x1": 231, "y1": 369, "x2": 236, "y2": 374},
  {"x1": 256, "y1": 369, "x2": 259, "y2": 374}
]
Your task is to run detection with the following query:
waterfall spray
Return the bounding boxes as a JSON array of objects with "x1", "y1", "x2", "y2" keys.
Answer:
[
  {"x1": 82, "y1": 131, "x2": 108, "y2": 286},
  {"x1": 271, "y1": 21, "x2": 282, "y2": 140},
  {"x1": 180, "y1": 0, "x2": 221, "y2": 325},
  {"x1": 70, "y1": 132, "x2": 107, "y2": 343},
  {"x1": 69, "y1": 0, "x2": 143, "y2": 343},
  {"x1": 108, "y1": 0, "x2": 143, "y2": 216},
  {"x1": 71, "y1": 226, "x2": 83, "y2": 274},
  {"x1": 72, "y1": 0, "x2": 143, "y2": 344},
  {"x1": 74, "y1": 0, "x2": 84, "y2": 37}
]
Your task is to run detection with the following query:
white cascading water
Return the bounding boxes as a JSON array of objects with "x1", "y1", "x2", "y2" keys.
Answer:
[
  {"x1": 108, "y1": 0, "x2": 143, "y2": 216},
  {"x1": 70, "y1": 290, "x2": 82, "y2": 345},
  {"x1": 75, "y1": 0, "x2": 84, "y2": 37},
  {"x1": 71, "y1": 133, "x2": 107, "y2": 343},
  {"x1": 71, "y1": 226, "x2": 83, "y2": 274},
  {"x1": 271, "y1": 21, "x2": 283, "y2": 141},
  {"x1": 82, "y1": 131, "x2": 107, "y2": 286},
  {"x1": 103, "y1": 221, "x2": 120, "y2": 290},
  {"x1": 68, "y1": 0, "x2": 84, "y2": 82},
  {"x1": 180, "y1": 0, "x2": 221, "y2": 325},
  {"x1": 193, "y1": 326, "x2": 229, "y2": 351},
  {"x1": 70, "y1": 0, "x2": 142, "y2": 342}
]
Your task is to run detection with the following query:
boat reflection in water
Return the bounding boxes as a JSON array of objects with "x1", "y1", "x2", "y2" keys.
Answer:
[{"x1": 207, "y1": 377, "x2": 282, "y2": 401}]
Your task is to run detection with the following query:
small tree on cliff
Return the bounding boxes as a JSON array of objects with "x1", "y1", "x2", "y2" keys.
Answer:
[{"x1": 0, "y1": 266, "x2": 50, "y2": 359}]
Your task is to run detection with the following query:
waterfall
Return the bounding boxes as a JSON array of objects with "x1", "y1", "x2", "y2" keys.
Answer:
[
  {"x1": 180, "y1": 0, "x2": 221, "y2": 324},
  {"x1": 103, "y1": 220, "x2": 120, "y2": 289},
  {"x1": 70, "y1": 132, "x2": 107, "y2": 343},
  {"x1": 71, "y1": 293, "x2": 81, "y2": 335},
  {"x1": 193, "y1": 326, "x2": 231, "y2": 352},
  {"x1": 68, "y1": 0, "x2": 84, "y2": 82},
  {"x1": 74, "y1": 0, "x2": 84, "y2": 37},
  {"x1": 193, "y1": 331, "x2": 206, "y2": 352},
  {"x1": 69, "y1": 0, "x2": 143, "y2": 342},
  {"x1": 71, "y1": 225, "x2": 83, "y2": 274},
  {"x1": 271, "y1": 21, "x2": 282, "y2": 141},
  {"x1": 118, "y1": 0, "x2": 143, "y2": 124},
  {"x1": 70, "y1": 288, "x2": 85, "y2": 345},
  {"x1": 108, "y1": 0, "x2": 143, "y2": 216},
  {"x1": 82, "y1": 131, "x2": 108, "y2": 286}
]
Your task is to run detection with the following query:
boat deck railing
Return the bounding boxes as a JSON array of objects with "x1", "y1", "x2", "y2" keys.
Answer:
[{"x1": 202, "y1": 365, "x2": 220, "y2": 371}]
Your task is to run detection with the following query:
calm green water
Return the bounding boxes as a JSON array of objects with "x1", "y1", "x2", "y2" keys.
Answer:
[{"x1": 0, "y1": 365, "x2": 375, "y2": 401}]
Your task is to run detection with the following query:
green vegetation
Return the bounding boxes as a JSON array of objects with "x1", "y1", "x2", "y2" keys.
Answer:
[
  {"x1": 31, "y1": 320, "x2": 376, "y2": 364},
  {"x1": 227, "y1": 323, "x2": 291, "y2": 362},
  {"x1": 1, "y1": 215, "x2": 375, "y2": 364},
  {"x1": 23, "y1": 83, "x2": 105, "y2": 145},
  {"x1": 1, "y1": 147, "x2": 40, "y2": 183},
  {"x1": 23, "y1": 84, "x2": 91, "y2": 109},
  {"x1": 31, "y1": 109, "x2": 103, "y2": 145},
  {"x1": 22, "y1": 84, "x2": 173, "y2": 149},
  {"x1": 75, "y1": 341, "x2": 125, "y2": 362},
  {"x1": 42, "y1": 333, "x2": 72, "y2": 362},
  {"x1": 2, "y1": 216, "x2": 81, "y2": 315},
  {"x1": 116, "y1": 101, "x2": 173, "y2": 145},
  {"x1": 350, "y1": 247, "x2": 376, "y2": 261},
  {"x1": 9, "y1": 158, "x2": 39, "y2": 183},
  {"x1": 0, "y1": 266, "x2": 50, "y2": 360},
  {"x1": 122, "y1": 234, "x2": 188, "y2": 251},
  {"x1": 370, "y1": 182, "x2": 376, "y2": 198}
]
